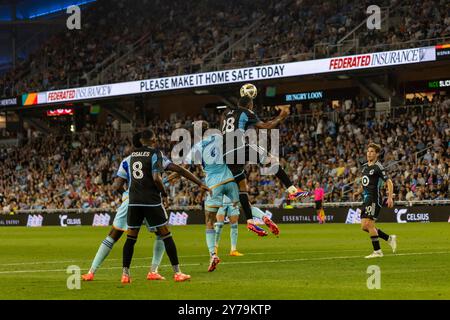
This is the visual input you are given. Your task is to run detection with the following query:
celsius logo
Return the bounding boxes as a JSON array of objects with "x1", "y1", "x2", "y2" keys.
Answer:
[
  {"x1": 395, "y1": 208, "x2": 430, "y2": 223},
  {"x1": 59, "y1": 215, "x2": 82, "y2": 227},
  {"x1": 59, "y1": 214, "x2": 68, "y2": 227}
]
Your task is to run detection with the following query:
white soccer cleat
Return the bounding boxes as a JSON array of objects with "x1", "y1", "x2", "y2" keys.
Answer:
[
  {"x1": 388, "y1": 235, "x2": 397, "y2": 253},
  {"x1": 365, "y1": 250, "x2": 383, "y2": 259}
]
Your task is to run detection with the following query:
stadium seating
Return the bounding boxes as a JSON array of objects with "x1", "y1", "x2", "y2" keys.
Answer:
[{"x1": 1, "y1": 0, "x2": 449, "y2": 97}]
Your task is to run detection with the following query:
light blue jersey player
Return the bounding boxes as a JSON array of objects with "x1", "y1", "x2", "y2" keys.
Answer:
[
  {"x1": 184, "y1": 127, "x2": 240, "y2": 272},
  {"x1": 185, "y1": 133, "x2": 240, "y2": 211}
]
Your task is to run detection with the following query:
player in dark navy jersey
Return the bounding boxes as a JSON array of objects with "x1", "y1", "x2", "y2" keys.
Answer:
[
  {"x1": 358, "y1": 143, "x2": 397, "y2": 259},
  {"x1": 221, "y1": 95, "x2": 309, "y2": 236},
  {"x1": 121, "y1": 130, "x2": 210, "y2": 283}
]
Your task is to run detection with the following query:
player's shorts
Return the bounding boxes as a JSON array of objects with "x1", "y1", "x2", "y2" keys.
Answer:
[
  {"x1": 217, "y1": 204, "x2": 240, "y2": 217},
  {"x1": 112, "y1": 199, "x2": 157, "y2": 232},
  {"x1": 127, "y1": 204, "x2": 168, "y2": 229},
  {"x1": 315, "y1": 200, "x2": 323, "y2": 210},
  {"x1": 360, "y1": 201, "x2": 381, "y2": 221},
  {"x1": 112, "y1": 200, "x2": 129, "y2": 231},
  {"x1": 225, "y1": 143, "x2": 267, "y2": 183},
  {"x1": 205, "y1": 181, "x2": 239, "y2": 213}
]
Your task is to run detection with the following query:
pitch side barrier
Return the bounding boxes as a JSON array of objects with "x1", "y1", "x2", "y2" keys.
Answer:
[{"x1": 1, "y1": 201, "x2": 448, "y2": 227}]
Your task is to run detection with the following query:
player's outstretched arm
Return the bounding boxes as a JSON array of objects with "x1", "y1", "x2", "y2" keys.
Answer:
[
  {"x1": 152, "y1": 172, "x2": 168, "y2": 198},
  {"x1": 112, "y1": 177, "x2": 126, "y2": 192},
  {"x1": 255, "y1": 106, "x2": 290, "y2": 129},
  {"x1": 166, "y1": 163, "x2": 211, "y2": 193},
  {"x1": 165, "y1": 172, "x2": 180, "y2": 183}
]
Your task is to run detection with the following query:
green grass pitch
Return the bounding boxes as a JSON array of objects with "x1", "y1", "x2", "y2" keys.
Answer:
[{"x1": 0, "y1": 223, "x2": 449, "y2": 300}]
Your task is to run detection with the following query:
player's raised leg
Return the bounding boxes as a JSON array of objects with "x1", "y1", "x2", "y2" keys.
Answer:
[
  {"x1": 251, "y1": 206, "x2": 279, "y2": 236},
  {"x1": 252, "y1": 145, "x2": 309, "y2": 201},
  {"x1": 235, "y1": 177, "x2": 268, "y2": 237}
]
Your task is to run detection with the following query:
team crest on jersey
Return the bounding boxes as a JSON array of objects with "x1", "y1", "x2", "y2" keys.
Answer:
[
  {"x1": 362, "y1": 176, "x2": 370, "y2": 186},
  {"x1": 369, "y1": 169, "x2": 374, "y2": 175}
]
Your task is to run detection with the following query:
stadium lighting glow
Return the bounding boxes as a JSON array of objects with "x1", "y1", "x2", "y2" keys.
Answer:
[
  {"x1": 194, "y1": 89, "x2": 210, "y2": 94},
  {"x1": 28, "y1": 0, "x2": 96, "y2": 19}
]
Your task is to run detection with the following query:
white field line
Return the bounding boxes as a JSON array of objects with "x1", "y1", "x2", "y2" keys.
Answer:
[
  {"x1": 0, "y1": 249, "x2": 450, "y2": 269},
  {"x1": 2, "y1": 246, "x2": 450, "y2": 267},
  {"x1": 0, "y1": 251, "x2": 448, "y2": 275},
  {"x1": 0, "y1": 249, "x2": 368, "y2": 267}
]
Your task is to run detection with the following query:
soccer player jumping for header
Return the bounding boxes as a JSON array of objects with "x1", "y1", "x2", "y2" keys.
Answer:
[{"x1": 221, "y1": 95, "x2": 309, "y2": 237}]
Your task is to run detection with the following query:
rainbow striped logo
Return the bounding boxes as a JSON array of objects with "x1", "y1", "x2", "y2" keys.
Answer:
[{"x1": 22, "y1": 93, "x2": 38, "y2": 106}]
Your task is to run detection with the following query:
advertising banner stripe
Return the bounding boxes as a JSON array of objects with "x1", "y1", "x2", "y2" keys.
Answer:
[{"x1": 27, "y1": 46, "x2": 437, "y2": 105}]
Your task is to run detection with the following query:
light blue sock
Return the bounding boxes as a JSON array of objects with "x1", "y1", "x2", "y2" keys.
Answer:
[
  {"x1": 230, "y1": 223, "x2": 238, "y2": 251},
  {"x1": 89, "y1": 236, "x2": 115, "y2": 273},
  {"x1": 151, "y1": 237, "x2": 165, "y2": 273},
  {"x1": 214, "y1": 222, "x2": 224, "y2": 249},
  {"x1": 206, "y1": 229, "x2": 216, "y2": 256},
  {"x1": 251, "y1": 206, "x2": 267, "y2": 220}
]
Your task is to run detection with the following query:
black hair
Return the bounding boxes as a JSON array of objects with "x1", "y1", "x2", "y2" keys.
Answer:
[
  {"x1": 238, "y1": 96, "x2": 253, "y2": 108},
  {"x1": 132, "y1": 132, "x2": 143, "y2": 148},
  {"x1": 141, "y1": 129, "x2": 155, "y2": 140}
]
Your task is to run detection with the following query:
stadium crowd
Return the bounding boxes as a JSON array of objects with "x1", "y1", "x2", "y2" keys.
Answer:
[
  {"x1": 2, "y1": 0, "x2": 449, "y2": 98},
  {"x1": 0, "y1": 94, "x2": 448, "y2": 213}
]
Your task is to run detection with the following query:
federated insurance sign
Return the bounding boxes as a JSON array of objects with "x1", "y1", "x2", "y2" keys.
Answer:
[{"x1": 35, "y1": 46, "x2": 436, "y2": 105}]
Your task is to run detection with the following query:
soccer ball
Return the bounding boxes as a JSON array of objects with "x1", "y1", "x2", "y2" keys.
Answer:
[{"x1": 240, "y1": 83, "x2": 257, "y2": 99}]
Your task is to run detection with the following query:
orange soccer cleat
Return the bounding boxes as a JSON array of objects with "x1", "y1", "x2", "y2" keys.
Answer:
[
  {"x1": 147, "y1": 272, "x2": 166, "y2": 281},
  {"x1": 174, "y1": 272, "x2": 191, "y2": 282},
  {"x1": 247, "y1": 223, "x2": 268, "y2": 237},
  {"x1": 229, "y1": 250, "x2": 244, "y2": 256},
  {"x1": 121, "y1": 274, "x2": 131, "y2": 284},
  {"x1": 263, "y1": 216, "x2": 280, "y2": 236},
  {"x1": 81, "y1": 272, "x2": 94, "y2": 281}
]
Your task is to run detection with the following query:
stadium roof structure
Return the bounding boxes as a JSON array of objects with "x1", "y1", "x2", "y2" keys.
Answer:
[
  {"x1": 0, "y1": 0, "x2": 95, "y2": 73},
  {"x1": 0, "y1": 0, "x2": 95, "y2": 20}
]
